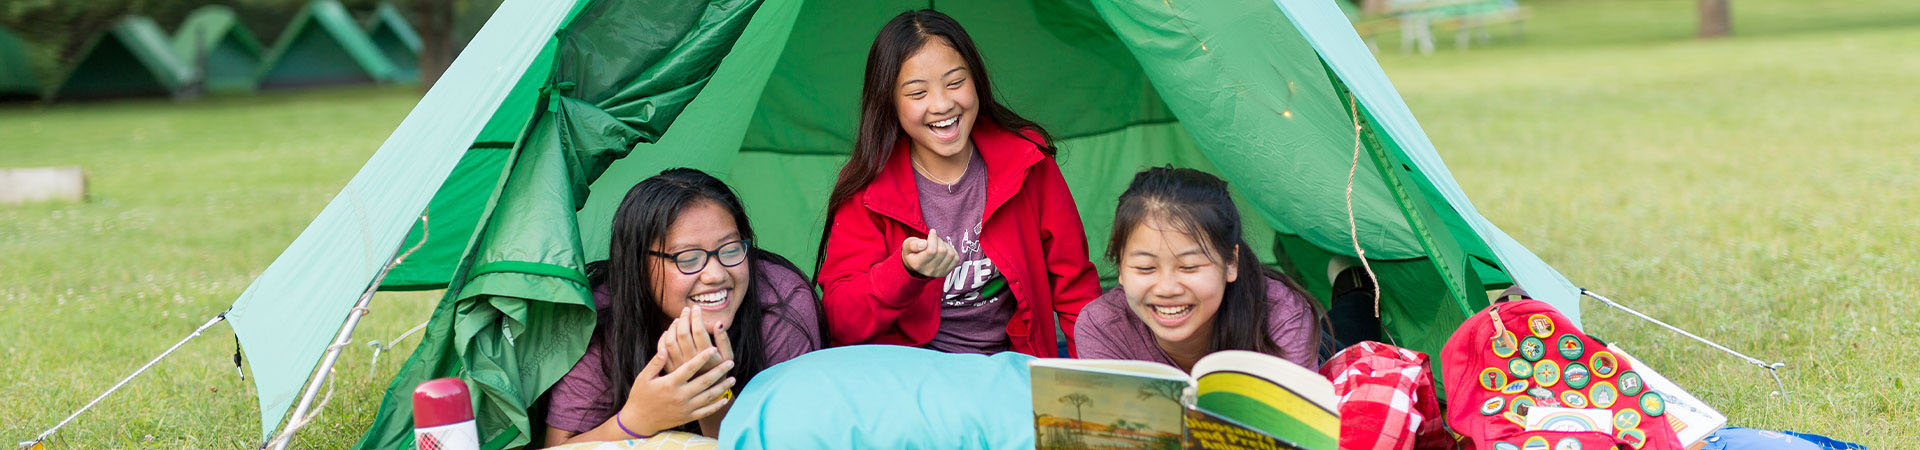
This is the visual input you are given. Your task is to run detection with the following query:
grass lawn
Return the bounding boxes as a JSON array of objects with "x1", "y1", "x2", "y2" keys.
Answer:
[{"x1": 5, "y1": 0, "x2": 1917, "y2": 447}]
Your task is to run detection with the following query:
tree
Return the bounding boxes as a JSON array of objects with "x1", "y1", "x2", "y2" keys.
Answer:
[
  {"x1": 1699, "y1": 0, "x2": 1731, "y2": 38},
  {"x1": 1058, "y1": 393, "x2": 1093, "y2": 436},
  {"x1": 410, "y1": 0, "x2": 453, "y2": 88}
]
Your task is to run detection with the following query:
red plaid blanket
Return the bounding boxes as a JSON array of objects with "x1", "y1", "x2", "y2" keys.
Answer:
[{"x1": 1319, "y1": 341, "x2": 1455, "y2": 450}]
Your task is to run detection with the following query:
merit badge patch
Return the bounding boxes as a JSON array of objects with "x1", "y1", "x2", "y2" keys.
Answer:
[
  {"x1": 1614, "y1": 408, "x2": 1643, "y2": 430},
  {"x1": 1522, "y1": 436, "x2": 1550, "y2": 450},
  {"x1": 1482, "y1": 367, "x2": 1509, "y2": 390},
  {"x1": 1560, "y1": 390, "x2": 1589, "y2": 408},
  {"x1": 1564, "y1": 362, "x2": 1592, "y2": 389},
  {"x1": 1510, "y1": 358, "x2": 1534, "y2": 378},
  {"x1": 1557, "y1": 334, "x2": 1584, "y2": 360},
  {"x1": 1528, "y1": 314, "x2": 1555, "y2": 338},
  {"x1": 1640, "y1": 391, "x2": 1666, "y2": 417},
  {"x1": 1618, "y1": 371, "x2": 1645, "y2": 396},
  {"x1": 1555, "y1": 437, "x2": 1583, "y2": 450},
  {"x1": 1501, "y1": 380, "x2": 1529, "y2": 395},
  {"x1": 1589, "y1": 351, "x2": 1619, "y2": 378},
  {"x1": 1496, "y1": 442, "x2": 1521, "y2": 450},
  {"x1": 1590, "y1": 381, "x2": 1619, "y2": 408},
  {"x1": 1493, "y1": 330, "x2": 1519, "y2": 358},
  {"x1": 1532, "y1": 359, "x2": 1562, "y2": 387},
  {"x1": 1618, "y1": 428, "x2": 1647, "y2": 449},
  {"x1": 1511, "y1": 395, "x2": 1536, "y2": 417},
  {"x1": 1521, "y1": 336, "x2": 1547, "y2": 362},
  {"x1": 1480, "y1": 396, "x2": 1507, "y2": 415}
]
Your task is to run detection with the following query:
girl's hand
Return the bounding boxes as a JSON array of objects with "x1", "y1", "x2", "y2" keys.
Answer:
[
  {"x1": 901, "y1": 227, "x2": 960, "y2": 278},
  {"x1": 621, "y1": 348, "x2": 737, "y2": 434},
  {"x1": 659, "y1": 307, "x2": 732, "y2": 374}
]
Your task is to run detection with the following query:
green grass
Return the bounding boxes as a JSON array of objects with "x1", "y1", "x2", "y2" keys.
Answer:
[{"x1": 5, "y1": 0, "x2": 1918, "y2": 447}]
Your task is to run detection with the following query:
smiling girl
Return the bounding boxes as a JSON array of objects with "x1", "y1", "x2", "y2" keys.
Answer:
[
  {"x1": 544, "y1": 169, "x2": 823, "y2": 445},
  {"x1": 1075, "y1": 167, "x2": 1325, "y2": 372},
  {"x1": 815, "y1": 10, "x2": 1099, "y2": 357}
]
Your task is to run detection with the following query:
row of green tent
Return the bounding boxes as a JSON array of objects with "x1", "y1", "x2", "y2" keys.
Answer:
[{"x1": 0, "y1": 0, "x2": 422, "y2": 102}]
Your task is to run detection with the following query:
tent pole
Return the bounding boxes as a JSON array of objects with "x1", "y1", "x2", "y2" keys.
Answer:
[
  {"x1": 20, "y1": 314, "x2": 227, "y2": 449},
  {"x1": 1579, "y1": 289, "x2": 1791, "y2": 400},
  {"x1": 264, "y1": 217, "x2": 429, "y2": 450}
]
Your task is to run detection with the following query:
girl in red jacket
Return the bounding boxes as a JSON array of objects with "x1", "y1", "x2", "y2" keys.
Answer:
[{"x1": 815, "y1": 10, "x2": 1099, "y2": 357}]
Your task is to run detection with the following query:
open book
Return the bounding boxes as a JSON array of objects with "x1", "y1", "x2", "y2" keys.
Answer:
[{"x1": 1030, "y1": 350, "x2": 1338, "y2": 450}]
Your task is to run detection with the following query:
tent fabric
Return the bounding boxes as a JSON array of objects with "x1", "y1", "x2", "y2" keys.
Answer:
[
  {"x1": 0, "y1": 27, "x2": 39, "y2": 100},
  {"x1": 170, "y1": 5, "x2": 265, "y2": 93},
  {"x1": 224, "y1": 0, "x2": 577, "y2": 441},
  {"x1": 49, "y1": 16, "x2": 199, "y2": 101},
  {"x1": 365, "y1": 3, "x2": 423, "y2": 83},
  {"x1": 202, "y1": 0, "x2": 1584, "y2": 446},
  {"x1": 255, "y1": 0, "x2": 407, "y2": 89},
  {"x1": 351, "y1": 1, "x2": 774, "y2": 449}
]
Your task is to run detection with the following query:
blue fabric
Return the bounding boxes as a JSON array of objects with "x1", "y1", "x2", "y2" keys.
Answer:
[
  {"x1": 718, "y1": 345, "x2": 1038, "y2": 449},
  {"x1": 1703, "y1": 427, "x2": 1867, "y2": 450}
]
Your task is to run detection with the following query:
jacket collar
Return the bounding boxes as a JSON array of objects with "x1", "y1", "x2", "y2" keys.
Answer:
[{"x1": 862, "y1": 119, "x2": 1048, "y2": 231}]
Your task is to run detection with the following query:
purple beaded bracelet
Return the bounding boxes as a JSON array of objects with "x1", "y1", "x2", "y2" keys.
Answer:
[{"x1": 614, "y1": 414, "x2": 653, "y2": 440}]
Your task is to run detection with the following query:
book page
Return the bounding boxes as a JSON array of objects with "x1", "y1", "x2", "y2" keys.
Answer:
[
  {"x1": 1029, "y1": 358, "x2": 1190, "y2": 380},
  {"x1": 1190, "y1": 350, "x2": 1339, "y2": 450},
  {"x1": 1031, "y1": 361, "x2": 1189, "y2": 450}
]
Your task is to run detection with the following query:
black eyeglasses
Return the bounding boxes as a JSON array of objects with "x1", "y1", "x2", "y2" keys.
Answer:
[{"x1": 649, "y1": 240, "x2": 751, "y2": 275}]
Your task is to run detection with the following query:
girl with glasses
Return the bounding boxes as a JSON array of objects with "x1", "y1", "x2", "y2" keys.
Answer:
[
  {"x1": 544, "y1": 168, "x2": 825, "y2": 445},
  {"x1": 815, "y1": 10, "x2": 1099, "y2": 357}
]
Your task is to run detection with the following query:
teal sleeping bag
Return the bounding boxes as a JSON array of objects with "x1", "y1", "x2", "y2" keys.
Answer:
[{"x1": 719, "y1": 345, "x2": 1038, "y2": 449}]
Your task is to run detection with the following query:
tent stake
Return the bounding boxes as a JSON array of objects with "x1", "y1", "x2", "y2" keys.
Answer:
[
  {"x1": 1579, "y1": 289, "x2": 1791, "y2": 401},
  {"x1": 20, "y1": 314, "x2": 227, "y2": 449},
  {"x1": 264, "y1": 216, "x2": 428, "y2": 450}
]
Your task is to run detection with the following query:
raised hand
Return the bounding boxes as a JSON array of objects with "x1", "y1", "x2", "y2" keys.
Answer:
[
  {"x1": 901, "y1": 227, "x2": 960, "y2": 278},
  {"x1": 620, "y1": 348, "x2": 736, "y2": 434},
  {"x1": 659, "y1": 307, "x2": 731, "y2": 374}
]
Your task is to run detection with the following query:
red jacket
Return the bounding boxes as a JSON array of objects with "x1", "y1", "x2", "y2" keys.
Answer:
[{"x1": 817, "y1": 120, "x2": 1100, "y2": 357}]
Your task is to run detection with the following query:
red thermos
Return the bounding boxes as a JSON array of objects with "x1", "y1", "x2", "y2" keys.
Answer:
[{"x1": 412, "y1": 377, "x2": 479, "y2": 450}]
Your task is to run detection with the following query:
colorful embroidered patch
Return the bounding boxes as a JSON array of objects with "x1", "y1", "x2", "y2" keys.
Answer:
[
  {"x1": 1557, "y1": 334, "x2": 1585, "y2": 359},
  {"x1": 1504, "y1": 411, "x2": 1528, "y2": 427},
  {"x1": 1641, "y1": 391, "x2": 1667, "y2": 417},
  {"x1": 1510, "y1": 358, "x2": 1534, "y2": 378},
  {"x1": 1555, "y1": 437, "x2": 1583, "y2": 450},
  {"x1": 1619, "y1": 371, "x2": 1645, "y2": 396},
  {"x1": 1528, "y1": 387, "x2": 1556, "y2": 401},
  {"x1": 1528, "y1": 314, "x2": 1555, "y2": 338},
  {"x1": 1533, "y1": 359, "x2": 1562, "y2": 387},
  {"x1": 1615, "y1": 408, "x2": 1643, "y2": 430},
  {"x1": 1522, "y1": 436, "x2": 1550, "y2": 450},
  {"x1": 1496, "y1": 443, "x2": 1521, "y2": 450},
  {"x1": 1480, "y1": 396, "x2": 1507, "y2": 415},
  {"x1": 1590, "y1": 381, "x2": 1619, "y2": 408},
  {"x1": 1619, "y1": 428, "x2": 1647, "y2": 449},
  {"x1": 1521, "y1": 336, "x2": 1547, "y2": 361},
  {"x1": 1493, "y1": 330, "x2": 1519, "y2": 358},
  {"x1": 1501, "y1": 380, "x2": 1529, "y2": 395},
  {"x1": 1510, "y1": 395, "x2": 1536, "y2": 417},
  {"x1": 1564, "y1": 362, "x2": 1592, "y2": 389},
  {"x1": 1589, "y1": 351, "x2": 1619, "y2": 378},
  {"x1": 1481, "y1": 367, "x2": 1509, "y2": 390},
  {"x1": 1560, "y1": 390, "x2": 1590, "y2": 408}
]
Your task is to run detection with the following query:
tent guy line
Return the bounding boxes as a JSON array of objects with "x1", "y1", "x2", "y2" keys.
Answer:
[
  {"x1": 1579, "y1": 289, "x2": 1791, "y2": 401},
  {"x1": 20, "y1": 314, "x2": 228, "y2": 450}
]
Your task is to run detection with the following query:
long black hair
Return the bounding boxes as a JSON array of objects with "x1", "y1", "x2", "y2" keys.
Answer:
[
  {"x1": 585, "y1": 168, "x2": 823, "y2": 414},
  {"x1": 1107, "y1": 167, "x2": 1325, "y2": 361},
  {"x1": 816, "y1": 9, "x2": 1053, "y2": 275}
]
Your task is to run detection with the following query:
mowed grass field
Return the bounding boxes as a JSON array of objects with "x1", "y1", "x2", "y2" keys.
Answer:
[{"x1": 4, "y1": 0, "x2": 1917, "y2": 447}]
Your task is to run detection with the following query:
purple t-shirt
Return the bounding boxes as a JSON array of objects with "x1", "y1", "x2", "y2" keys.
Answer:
[
  {"x1": 1074, "y1": 277, "x2": 1320, "y2": 371},
  {"x1": 545, "y1": 260, "x2": 822, "y2": 433},
  {"x1": 916, "y1": 150, "x2": 1015, "y2": 354}
]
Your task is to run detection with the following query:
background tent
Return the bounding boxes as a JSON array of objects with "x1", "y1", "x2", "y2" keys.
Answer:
[
  {"x1": 49, "y1": 16, "x2": 198, "y2": 101},
  {"x1": 208, "y1": 0, "x2": 1582, "y2": 447},
  {"x1": 255, "y1": 0, "x2": 406, "y2": 89},
  {"x1": 364, "y1": 3, "x2": 423, "y2": 83},
  {"x1": 0, "y1": 26, "x2": 39, "y2": 101},
  {"x1": 171, "y1": 5, "x2": 265, "y2": 93}
]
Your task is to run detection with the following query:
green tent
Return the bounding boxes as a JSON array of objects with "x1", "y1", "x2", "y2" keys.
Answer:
[
  {"x1": 255, "y1": 0, "x2": 407, "y2": 89},
  {"x1": 216, "y1": 0, "x2": 1582, "y2": 447},
  {"x1": 171, "y1": 5, "x2": 265, "y2": 93},
  {"x1": 49, "y1": 16, "x2": 199, "y2": 101},
  {"x1": 0, "y1": 26, "x2": 39, "y2": 101},
  {"x1": 364, "y1": 3, "x2": 423, "y2": 83}
]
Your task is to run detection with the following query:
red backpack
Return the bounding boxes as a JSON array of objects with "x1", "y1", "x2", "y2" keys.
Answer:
[{"x1": 1440, "y1": 299, "x2": 1683, "y2": 450}]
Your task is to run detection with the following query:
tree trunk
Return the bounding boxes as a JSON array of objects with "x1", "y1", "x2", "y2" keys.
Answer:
[
  {"x1": 1698, "y1": 0, "x2": 1731, "y2": 38},
  {"x1": 412, "y1": 0, "x2": 455, "y2": 89}
]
